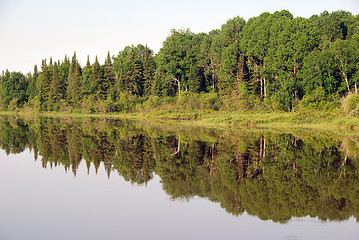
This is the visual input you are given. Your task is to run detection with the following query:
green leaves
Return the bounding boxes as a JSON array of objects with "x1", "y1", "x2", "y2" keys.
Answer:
[
  {"x1": 0, "y1": 70, "x2": 28, "y2": 108},
  {"x1": 0, "y1": 10, "x2": 358, "y2": 113}
]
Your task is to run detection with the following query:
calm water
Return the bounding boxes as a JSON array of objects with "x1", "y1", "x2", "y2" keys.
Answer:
[{"x1": 0, "y1": 116, "x2": 358, "y2": 240}]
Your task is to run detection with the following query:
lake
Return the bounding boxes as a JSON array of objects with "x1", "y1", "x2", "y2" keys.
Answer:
[{"x1": 0, "y1": 116, "x2": 358, "y2": 240}]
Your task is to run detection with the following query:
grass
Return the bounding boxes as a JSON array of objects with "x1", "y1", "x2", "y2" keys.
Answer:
[{"x1": 2, "y1": 107, "x2": 359, "y2": 135}]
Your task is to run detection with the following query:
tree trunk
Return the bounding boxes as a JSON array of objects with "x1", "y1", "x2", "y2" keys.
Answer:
[
  {"x1": 339, "y1": 68, "x2": 350, "y2": 92},
  {"x1": 172, "y1": 77, "x2": 181, "y2": 98},
  {"x1": 262, "y1": 64, "x2": 266, "y2": 100},
  {"x1": 171, "y1": 138, "x2": 180, "y2": 156},
  {"x1": 344, "y1": 74, "x2": 350, "y2": 92},
  {"x1": 212, "y1": 74, "x2": 215, "y2": 93},
  {"x1": 263, "y1": 77, "x2": 267, "y2": 100},
  {"x1": 293, "y1": 64, "x2": 299, "y2": 106}
]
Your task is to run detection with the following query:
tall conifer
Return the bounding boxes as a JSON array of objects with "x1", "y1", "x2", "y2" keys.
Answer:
[
  {"x1": 142, "y1": 45, "x2": 155, "y2": 95},
  {"x1": 127, "y1": 48, "x2": 143, "y2": 95},
  {"x1": 82, "y1": 55, "x2": 93, "y2": 96},
  {"x1": 50, "y1": 62, "x2": 61, "y2": 104},
  {"x1": 67, "y1": 52, "x2": 82, "y2": 105},
  {"x1": 103, "y1": 51, "x2": 115, "y2": 97},
  {"x1": 40, "y1": 60, "x2": 51, "y2": 104},
  {"x1": 90, "y1": 56, "x2": 103, "y2": 99}
]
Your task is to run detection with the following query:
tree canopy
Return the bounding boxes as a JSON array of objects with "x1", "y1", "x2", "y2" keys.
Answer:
[{"x1": 1, "y1": 10, "x2": 358, "y2": 112}]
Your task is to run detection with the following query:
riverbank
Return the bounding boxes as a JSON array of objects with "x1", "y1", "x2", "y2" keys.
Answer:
[{"x1": 1, "y1": 108, "x2": 359, "y2": 133}]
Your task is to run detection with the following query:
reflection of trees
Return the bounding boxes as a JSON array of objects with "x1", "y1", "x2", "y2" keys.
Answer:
[
  {"x1": 1, "y1": 116, "x2": 359, "y2": 222},
  {"x1": 113, "y1": 133, "x2": 155, "y2": 183},
  {"x1": 0, "y1": 118, "x2": 29, "y2": 154}
]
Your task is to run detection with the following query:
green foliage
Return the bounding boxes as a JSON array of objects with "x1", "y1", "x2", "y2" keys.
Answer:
[
  {"x1": 0, "y1": 70, "x2": 28, "y2": 108},
  {"x1": 103, "y1": 51, "x2": 115, "y2": 96},
  {"x1": 1, "y1": 10, "x2": 358, "y2": 115},
  {"x1": 66, "y1": 53, "x2": 82, "y2": 105},
  {"x1": 142, "y1": 46, "x2": 156, "y2": 95},
  {"x1": 81, "y1": 55, "x2": 93, "y2": 96},
  {"x1": 299, "y1": 87, "x2": 340, "y2": 111},
  {"x1": 89, "y1": 56, "x2": 104, "y2": 99},
  {"x1": 342, "y1": 93, "x2": 359, "y2": 116}
]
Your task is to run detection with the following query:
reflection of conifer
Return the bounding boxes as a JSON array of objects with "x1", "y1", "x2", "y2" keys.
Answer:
[
  {"x1": 86, "y1": 159, "x2": 91, "y2": 175},
  {"x1": 104, "y1": 160, "x2": 112, "y2": 179},
  {"x1": 94, "y1": 158, "x2": 100, "y2": 174},
  {"x1": 50, "y1": 125, "x2": 60, "y2": 165},
  {"x1": 129, "y1": 155, "x2": 142, "y2": 182},
  {"x1": 40, "y1": 124, "x2": 52, "y2": 169},
  {"x1": 67, "y1": 127, "x2": 82, "y2": 176},
  {"x1": 34, "y1": 147, "x2": 39, "y2": 161}
]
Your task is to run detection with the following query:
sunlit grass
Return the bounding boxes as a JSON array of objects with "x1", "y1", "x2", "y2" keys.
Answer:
[{"x1": 1, "y1": 108, "x2": 359, "y2": 134}]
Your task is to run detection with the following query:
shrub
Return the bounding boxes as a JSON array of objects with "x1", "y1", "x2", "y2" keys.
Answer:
[
  {"x1": 268, "y1": 94, "x2": 287, "y2": 112},
  {"x1": 299, "y1": 88, "x2": 340, "y2": 111},
  {"x1": 342, "y1": 93, "x2": 359, "y2": 116},
  {"x1": 8, "y1": 98, "x2": 18, "y2": 111}
]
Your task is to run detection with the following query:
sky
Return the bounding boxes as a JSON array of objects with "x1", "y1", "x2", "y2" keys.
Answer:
[{"x1": 0, "y1": 0, "x2": 358, "y2": 74}]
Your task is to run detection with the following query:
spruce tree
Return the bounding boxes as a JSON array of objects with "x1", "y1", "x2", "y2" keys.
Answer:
[
  {"x1": 82, "y1": 55, "x2": 93, "y2": 96},
  {"x1": 126, "y1": 48, "x2": 143, "y2": 95},
  {"x1": 103, "y1": 51, "x2": 115, "y2": 97},
  {"x1": 89, "y1": 56, "x2": 103, "y2": 99},
  {"x1": 67, "y1": 52, "x2": 82, "y2": 105},
  {"x1": 58, "y1": 55, "x2": 70, "y2": 100},
  {"x1": 40, "y1": 60, "x2": 51, "y2": 105},
  {"x1": 142, "y1": 46, "x2": 155, "y2": 95},
  {"x1": 49, "y1": 62, "x2": 61, "y2": 105},
  {"x1": 26, "y1": 65, "x2": 39, "y2": 101}
]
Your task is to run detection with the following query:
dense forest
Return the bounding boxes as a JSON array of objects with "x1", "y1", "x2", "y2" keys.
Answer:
[
  {"x1": 1, "y1": 10, "x2": 359, "y2": 113},
  {"x1": 1, "y1": 116, "x2": 359, "y2": 222}
]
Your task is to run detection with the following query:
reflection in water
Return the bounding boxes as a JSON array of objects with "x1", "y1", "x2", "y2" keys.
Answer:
[{"x1": 1, "y1": 116, "x2": 359, "y2": 223}]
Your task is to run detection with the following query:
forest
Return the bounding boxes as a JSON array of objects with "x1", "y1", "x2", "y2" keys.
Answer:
[
  {"x1": 1, "y1": 10, "x2": 359, "y2": 114},
  {"x1": 1, "y1": 116, "x2": 359, "y2": 222}
]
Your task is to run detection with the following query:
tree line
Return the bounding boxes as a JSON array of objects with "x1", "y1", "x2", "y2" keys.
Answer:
[{"x1": 1, "y1": 10, "x2": 358, "y2": 112}]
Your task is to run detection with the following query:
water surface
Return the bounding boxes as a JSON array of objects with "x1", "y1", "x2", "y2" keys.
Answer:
[{"x1": 0, "y1": 117, "x2": 358, "y2": 240}]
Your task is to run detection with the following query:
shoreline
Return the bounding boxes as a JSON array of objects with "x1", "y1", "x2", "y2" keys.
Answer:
[{"x1": 1, "y1": 109, "x2": 359, "y2": 133}]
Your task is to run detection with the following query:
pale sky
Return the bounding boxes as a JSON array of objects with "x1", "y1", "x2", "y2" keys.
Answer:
[{"x1": 0, "y1": 0, "x2": 358, "y2": 74}]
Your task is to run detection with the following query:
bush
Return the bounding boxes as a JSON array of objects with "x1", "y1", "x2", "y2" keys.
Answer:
[
  {"x1": 59, "y1": 99, "x2": 71, "y2": 112},
  {"x1": 342, "y1": 93, "x2": 359, "y2": 116},
  {"x1": 299, "y1": 88, "x2": 340, "y2": 111},
  {"x1": 29, "y1": 96, "x2": 42, "y2": 111},
  {"x1": 268, "y1": 94, "x2": 287, "y2": 112},
  {"x1": 142, "y1": 95, "x2": 161, "y2": 111},
  {"x1": 8, "y1": 98, "x2": 18, "y2": 111},
  {"x1": 202, "y1": 93, "x2": 221, "y2": 111}
]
